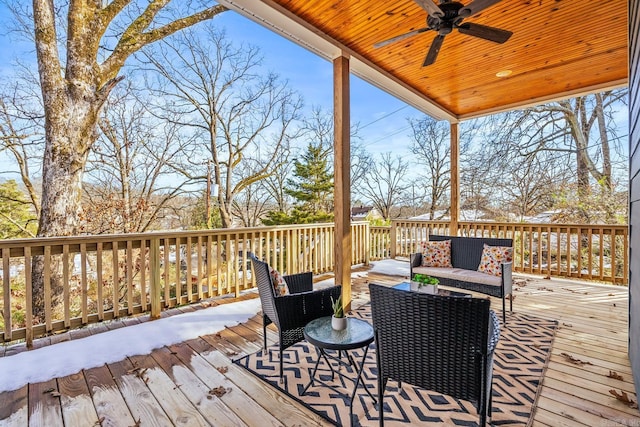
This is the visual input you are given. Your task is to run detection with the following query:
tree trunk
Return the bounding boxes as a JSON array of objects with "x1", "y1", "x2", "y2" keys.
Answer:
[{"x1": 33, "y1": 97, "x2": 99, "y2": 320}]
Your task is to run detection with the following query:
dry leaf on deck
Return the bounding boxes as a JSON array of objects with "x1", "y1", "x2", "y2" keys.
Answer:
[
  {"x1": 607, "y1": 371, "x2": 624, "y2": 381},
  {"x1": 561, "y1": 352, "x2": 593, "y2": 365},
  {"x1": 209, "y1": 386, "x2": 231, "y2": 397},
  {"x1": 609, "y1": 389, "x2": 638, "y2": 408}
]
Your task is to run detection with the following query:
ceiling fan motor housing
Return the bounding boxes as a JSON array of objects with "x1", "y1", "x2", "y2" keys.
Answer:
[{"x1": 428, "y1": 2, "x2": 465, "y2": 31}]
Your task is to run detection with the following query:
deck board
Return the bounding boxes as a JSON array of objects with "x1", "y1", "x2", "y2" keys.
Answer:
[{"x1": 0, "y1": 268, "x2": 639, "y2": 426}]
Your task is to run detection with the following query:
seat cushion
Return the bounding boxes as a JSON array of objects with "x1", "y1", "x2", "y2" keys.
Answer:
[
  {"x1": 419, "y1": 240, "x2": 453, "y2": 268},
  {"x1": 413, "y1": 266, "x2": 502, "y2": 287}
]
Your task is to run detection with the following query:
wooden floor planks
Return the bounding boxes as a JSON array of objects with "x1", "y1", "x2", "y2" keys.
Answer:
[{"x1": 0, "y1": 268, "x2": 639, "y2": 426}]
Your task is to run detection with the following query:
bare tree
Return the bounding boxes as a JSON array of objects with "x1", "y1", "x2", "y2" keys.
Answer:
[
  {"x1": 83, "y1": 83, "x2": 193, "y2": 233},
  {"x1": 498, "y1": 152, "x2": 571, "y2": 220},
  {"x1": 360, "y1": 152, "x2": 409, "y2": 220},
  {"x1": 140, "y1": 26, "x2": 303, "y2": 228},
  {"x1": 0, "y1": 69, "x2": 45, "y2": 217},
  {"x1": 409, "y1": 117, "x2": 451, "y2": 219},
  {"x1": 472, "y1": 90, "x2": 627, "y2": 221},
  {"x1": 260, "y1": 144, "x2": 294, "y2": 216},
  {"x1": 230, "y1": 155, "x2": 279, "y2": 227},
  {"x1": 28, "y1": 1, "x2": 226, "y2": 236},
  {"x1": 17, "y1": 0, "x2": 228, "y2": 320},
  {"x1": 492, "y1": 91, "x2": 627, "y2": 194}
]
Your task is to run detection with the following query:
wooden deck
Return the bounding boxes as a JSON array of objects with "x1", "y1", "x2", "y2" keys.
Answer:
[{"x1": 1, "y1": 266, "x2": 639, "y2": 426}]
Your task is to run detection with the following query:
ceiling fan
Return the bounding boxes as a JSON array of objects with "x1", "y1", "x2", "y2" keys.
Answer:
[{"x1": 374, "y1": 0, "x2": 513, "y2": 66}]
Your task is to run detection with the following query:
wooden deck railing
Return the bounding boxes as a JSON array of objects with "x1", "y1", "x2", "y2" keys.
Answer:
[
  {"x1": 0, "y1": 222, "x2": 370, "y2": 345},
  {"x1": 0, "y1": 219, "x2": 628, "y2": 346},
  {"x1": 389, "y1": 220, "x2": 629, "y2": 284}
]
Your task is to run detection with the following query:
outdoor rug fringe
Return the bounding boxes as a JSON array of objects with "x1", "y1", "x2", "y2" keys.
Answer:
[{"x1": 234, "y1": 304, "x2": 557, "y2": 426}]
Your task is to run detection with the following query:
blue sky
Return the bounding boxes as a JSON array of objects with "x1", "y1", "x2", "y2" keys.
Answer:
[{"x1": 201, "y1": 10, "x2": 424, "y2": 157}]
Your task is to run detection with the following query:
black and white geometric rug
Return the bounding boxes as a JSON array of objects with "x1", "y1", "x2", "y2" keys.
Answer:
[{"x1": 234, "y1": 304, "x2": 557, "y2": 426}]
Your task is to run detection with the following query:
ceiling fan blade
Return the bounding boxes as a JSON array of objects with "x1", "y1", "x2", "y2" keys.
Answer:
[
  {"x1": 457, "y1": 22, "x2": 512, "y2": 43},
  {"x1": 414, "y1": 0, "x2": 444, "y2": 18},
  {"x1": 374, "y1": 27, "x2": 431, "y2": 48},
  {"x1": 458, "y1": 0, "x2": 503, "y2": 18},
  {"x1": 423, "y1": 34, "x2": 445, "y2": 66}
]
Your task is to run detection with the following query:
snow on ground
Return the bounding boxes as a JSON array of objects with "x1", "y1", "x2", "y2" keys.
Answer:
[
  {"x1": 368, "y1": 258, "x2": 410, "y2": 277},
  {"x1": 0, "y1": 259, "x2": 411, "y2": 393},
  {"x1": 0, "y1": 298, "x2": 261, "y2": 393},
  {"x1": 315, "y1": 258, "x2": 409, "y2": 287}
]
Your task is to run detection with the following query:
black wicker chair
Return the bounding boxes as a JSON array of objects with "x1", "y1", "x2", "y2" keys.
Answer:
[
  {"x1": 250, "y1": 256, "x2": 342, "y2": 379},
  {"x1": 370, "y1": 283, "x2": 500, "y2": 426}
]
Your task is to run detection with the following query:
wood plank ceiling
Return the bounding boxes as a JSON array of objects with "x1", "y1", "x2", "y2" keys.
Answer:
[{"x1": 224, "y1": 0, "x2": 628, "y2": 121}]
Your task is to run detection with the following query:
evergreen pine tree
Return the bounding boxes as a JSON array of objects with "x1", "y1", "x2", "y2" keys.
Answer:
[{"x1": 264, "y1": 142, "x2": 334, "y2": 224}]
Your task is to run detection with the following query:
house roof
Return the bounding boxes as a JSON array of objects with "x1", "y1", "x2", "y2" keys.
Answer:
[{"x1": 219, "y1": 0, "x2": 628, "y2": 121}]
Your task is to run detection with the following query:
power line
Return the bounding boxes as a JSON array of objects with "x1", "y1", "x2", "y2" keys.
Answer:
[
  {"x1": 359, "y1": 105, "x2": 409, "y2": 130},
  {"x1": 364, "y1": 124, "x2": 413, "y2": 147}
]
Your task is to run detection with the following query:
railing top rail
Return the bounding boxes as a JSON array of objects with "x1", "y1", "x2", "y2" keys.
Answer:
[
  {"x1": 391, "y1": 219, "x2": 628, "y2": 230},
  {"x1": 0, "y1": 222, "x2": 371, "y2": 248},
  {"x1": 457, "y1": 221, "x2": 628, "y2": 230}
]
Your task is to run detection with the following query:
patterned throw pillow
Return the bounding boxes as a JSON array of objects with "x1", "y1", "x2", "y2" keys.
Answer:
[
  {"x1": 269, "y1": 266, "x2": 289, "y2": 296},
  {"x1": 478, "y1": 244, "x2": 513, "y2": 277},
  {"x1": 420, "y1": 240, "x2": 453, "y2": 268}
]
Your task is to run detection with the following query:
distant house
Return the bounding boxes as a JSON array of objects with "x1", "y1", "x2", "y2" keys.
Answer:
[
  {"x1": 409, "y1": 209, "x2": 496, "y2": 222},
  {"x1": 351, "y1": 206, "x2": 381, "y2": 221}
]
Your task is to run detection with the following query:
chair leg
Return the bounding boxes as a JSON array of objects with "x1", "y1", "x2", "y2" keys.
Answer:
[
  {"x1": 502, "y1": 295, "x2": 506, "y2": 323},
  {"x1": 378, "y1": 376, "x2": 385, "y2": 427},
  {"x1": 279, "y1": 349, "x2": 284, "y2": 382},
  {"x1": 262, "y1": 314, "x2": 268, "y2": 351}
]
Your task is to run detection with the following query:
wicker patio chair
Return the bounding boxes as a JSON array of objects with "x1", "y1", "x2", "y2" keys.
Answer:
[
  {"x1": 370, "y1": 283, "x2": 500, "y2": 426},
  {"x1": 250, "y1": 256, "x2": 342, "y2": 379}
]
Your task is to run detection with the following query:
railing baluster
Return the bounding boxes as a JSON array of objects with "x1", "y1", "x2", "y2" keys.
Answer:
[
  {"x1": 81, "y1": 243, "x2": 88, "y2": 324},
  {"x1": 63, "y1": 245, "x2": 70, "y2": 328},
  {"x1": 3, "y1": 247, "x2": 11, "y2": 342},
  {"x1": 140, "y1": 239, "x2": 147, "y2": 312},
  {"x1": 126, "y1": 240, "x2": 134, "y2": 315},
  {"x1": 44, "y1": 245, "x2": 52, "y2": 332},
  {"x1": 112, "y1": 241, "x2": 120, "y2": 317},
  {"x1": 97, "y1": 242, "x2": 104, "y2": 321},
  {"x1": 25, "y1": 247, "x2": 33, "y2": 347}
]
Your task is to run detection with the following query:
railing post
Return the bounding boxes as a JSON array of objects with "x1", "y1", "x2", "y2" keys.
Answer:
[
  {"x1": 364, "y1": 222, "x2": 371, "y2": 265},
  {"x1": 390, "y1": 220, "x2": 397, "y2": 259},
  {"x1": 149, "y1": 237, "x2": 161, "y2": 319}
]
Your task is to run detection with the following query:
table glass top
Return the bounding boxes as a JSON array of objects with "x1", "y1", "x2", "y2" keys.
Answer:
[
  {"x1": 394, "y1": 281, "x2": 470, "y2": 297},
  {"x1": 304, "y1": 316, "x2": 374, "y2": 348}
]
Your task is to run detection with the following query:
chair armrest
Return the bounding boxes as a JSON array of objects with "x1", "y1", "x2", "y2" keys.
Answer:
[
  {"x1": 273, "y1": 285, "x2": 342, "y2": 329},
  {"x1": 283, "y1": 271, "x2": 313, "y2": 293},
  {"x1": 410, "y1": 253, "x2": 422, "y2": 277},
  {"x1": 488, "y1": 310, "x2": 501, "y2": 354},
  {"x1": 501, "y1": 262, "x2": 513, "y2": 294}
]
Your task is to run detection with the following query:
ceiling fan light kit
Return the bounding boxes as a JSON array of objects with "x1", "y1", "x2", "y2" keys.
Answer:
[{"x1": 374, "y1": 0, "x2": 513, "y2": 66}]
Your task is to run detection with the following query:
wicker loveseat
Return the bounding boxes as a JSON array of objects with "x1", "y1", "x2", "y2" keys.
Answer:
[{"x1": 410, "y1": 235, "x2": 513, "y2": 322}]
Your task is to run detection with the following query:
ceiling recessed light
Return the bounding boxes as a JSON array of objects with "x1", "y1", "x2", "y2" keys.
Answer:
[{"x1": 496, "y1": 69, "x2": 512, "y2": 78}]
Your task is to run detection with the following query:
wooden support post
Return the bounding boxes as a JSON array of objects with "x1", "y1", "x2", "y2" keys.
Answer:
[
  {"x1": 450, "y1": 122, "x2": 460, "y2": 236},
  {"x1": 333, "y1": 55, "x2": 352, "y2": 311}
]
